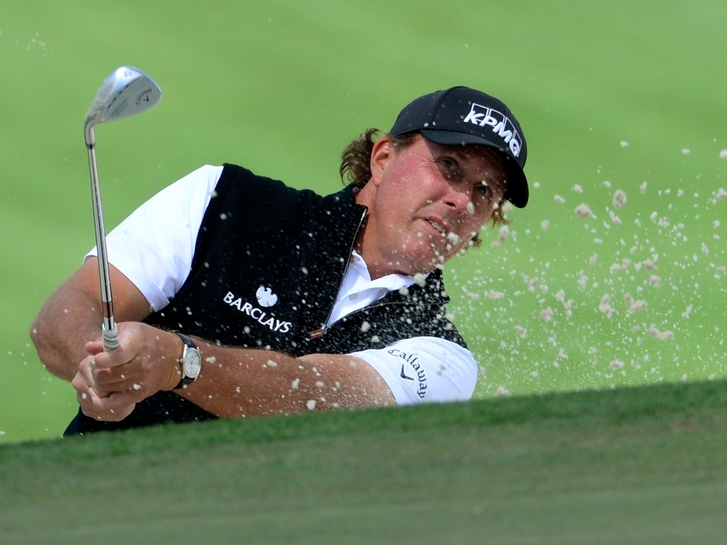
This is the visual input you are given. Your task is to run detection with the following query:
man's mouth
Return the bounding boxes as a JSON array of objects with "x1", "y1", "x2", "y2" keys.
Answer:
[
  {"x1": 423, "y1": 218, "x2": 462, "y2": 250},
  {"x1": 426, "y1": 219, "x2": 447, "y2": 237}
]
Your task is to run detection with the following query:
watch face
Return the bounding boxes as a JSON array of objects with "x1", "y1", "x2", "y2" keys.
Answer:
[{"x1": 183, "y1": 348, "x2": 202, "y2": 378}]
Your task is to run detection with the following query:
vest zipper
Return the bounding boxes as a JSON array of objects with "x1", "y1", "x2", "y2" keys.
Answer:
[
  {"x1": 309, "y1": 298, "x2": 405, "y2": 340},
  {"x1": 309, "y1": 207, "x2": 367, "y2": 340}
]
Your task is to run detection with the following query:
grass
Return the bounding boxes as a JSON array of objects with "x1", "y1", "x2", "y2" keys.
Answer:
[
  {"x1": 2, "y1": 6, "x2": 727, "y2": 541},
  {"x1": 3, "y1": 379, "x2": 727, "y2": 543},
  {"x1": 3, "y1": 2, "x2": 727, "y2": 541}
]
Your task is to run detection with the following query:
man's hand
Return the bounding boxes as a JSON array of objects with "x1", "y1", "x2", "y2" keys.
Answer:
[{"x1": 71, "y1": 322, "x2": 181, "y2": 422}]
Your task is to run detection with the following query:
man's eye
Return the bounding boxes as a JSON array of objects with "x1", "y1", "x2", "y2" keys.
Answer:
[
  {"x1": 476, "y1": 183, "x2": 492, "y2": 199},
  {"x1": 438, "y1": 158, "x2": 461, "y2": 181}
]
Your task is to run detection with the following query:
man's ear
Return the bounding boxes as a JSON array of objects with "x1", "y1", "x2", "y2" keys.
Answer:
[{"x1": 369, "y1": 135, "x2": 394, "y2": 187}]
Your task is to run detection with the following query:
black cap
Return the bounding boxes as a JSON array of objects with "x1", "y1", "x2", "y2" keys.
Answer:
[{"x1": 390, "y1": 86, "x2": 529, "y2": 208}]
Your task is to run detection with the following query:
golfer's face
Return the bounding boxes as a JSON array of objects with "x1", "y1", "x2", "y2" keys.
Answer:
[{"x1": 367, "y1": 136, "x2": 507, "y2": 275}]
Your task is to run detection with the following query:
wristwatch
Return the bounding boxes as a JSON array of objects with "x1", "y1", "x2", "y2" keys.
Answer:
[{"x1": 172, "y1": 332, "x2": 202, "y2": 390}]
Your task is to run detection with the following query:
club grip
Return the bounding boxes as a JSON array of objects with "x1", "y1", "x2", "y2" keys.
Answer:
[{"x1": 103, "y1": 324, "x2": 120, "y2": 351}]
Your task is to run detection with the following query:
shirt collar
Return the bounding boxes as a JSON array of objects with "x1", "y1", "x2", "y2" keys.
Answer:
[{"x1": 351, "y1": 250, "x2": 428, "y2": 291}]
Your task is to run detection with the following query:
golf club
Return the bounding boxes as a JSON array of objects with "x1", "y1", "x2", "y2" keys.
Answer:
[{"x1": 84, "y1": 66, "x2": 162, "y2": 351}]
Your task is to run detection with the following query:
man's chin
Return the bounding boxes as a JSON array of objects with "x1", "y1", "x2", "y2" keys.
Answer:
[
  {"x1": 405, "y1": 253, "x2": 447, "y2": 276},
  {"x1": 391, "y1": 238, "x2": 450, "y2": 275}
]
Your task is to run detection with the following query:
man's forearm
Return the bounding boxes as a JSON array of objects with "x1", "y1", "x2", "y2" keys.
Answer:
[
  {"x1": 30, "y1": 286, "x2": 104, "y2": 381},
  {"x1": 174, "y1": 336, "x2": 396, "y2": 418},
  {"x1": 77, "y1": 324, "x2": 396, "y2": 423},
  {"x1": 31, "y1": 259, "x2": 154, "y2": 382}
]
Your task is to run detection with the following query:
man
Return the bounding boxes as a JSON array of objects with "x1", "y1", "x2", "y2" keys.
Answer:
[{"x1": 30, "y1": 86, "x2": 529, "y2": 434}]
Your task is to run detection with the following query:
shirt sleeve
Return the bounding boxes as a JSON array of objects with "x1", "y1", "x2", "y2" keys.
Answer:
[
  {"x1": 349, "y1": 337, "x2": 478, "y2": 405},
  {"x1": 86, "y1": 165, "x2": 224, "y2": 312}
]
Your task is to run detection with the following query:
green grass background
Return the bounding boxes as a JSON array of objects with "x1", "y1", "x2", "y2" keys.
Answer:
[
  {"x1": 3, "y1": 380, "x2": 727, "y2": 543},
  {"x1": 2, "y1": 0, "x2": 726, "y2": 444}
]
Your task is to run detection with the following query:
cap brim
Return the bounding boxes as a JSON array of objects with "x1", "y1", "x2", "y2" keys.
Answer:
[{"x1": 420, "y1": 129, "x2": 529, "y2": 208}]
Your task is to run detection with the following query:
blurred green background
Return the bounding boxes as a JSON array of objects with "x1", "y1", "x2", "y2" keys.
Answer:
[{"x1": 2, "y1": 0, "x2": 726, "y2": 443}]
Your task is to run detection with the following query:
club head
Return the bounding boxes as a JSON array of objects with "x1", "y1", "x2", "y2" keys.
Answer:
[{"x1": 84, "y1": 66, "x2": 162, "y2": 145}]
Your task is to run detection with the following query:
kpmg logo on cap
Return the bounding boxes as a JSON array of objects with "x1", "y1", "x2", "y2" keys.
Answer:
[{"x1": 463, "y1": 103, "x2": 523, "y2": 158}]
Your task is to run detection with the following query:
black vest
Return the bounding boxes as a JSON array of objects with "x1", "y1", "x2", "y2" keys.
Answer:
[{"x1": 67, "y1": 164, "x2": 466, "y2": 434}]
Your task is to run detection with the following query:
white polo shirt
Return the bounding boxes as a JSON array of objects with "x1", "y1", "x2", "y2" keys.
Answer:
[{"x1": 89, "y1": 165, "x2": 478, "y2": 405}]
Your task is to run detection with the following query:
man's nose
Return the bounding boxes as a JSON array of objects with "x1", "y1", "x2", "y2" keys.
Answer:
[{"x1": 442, "y1": 185, "x2": 472, "y2": 212}]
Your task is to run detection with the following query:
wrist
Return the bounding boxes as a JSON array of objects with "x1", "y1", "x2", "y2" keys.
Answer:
[{"x1": 162, "y1": 331, "x2": 184, "y2": 391}]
